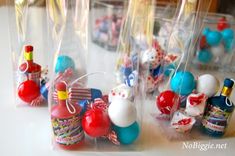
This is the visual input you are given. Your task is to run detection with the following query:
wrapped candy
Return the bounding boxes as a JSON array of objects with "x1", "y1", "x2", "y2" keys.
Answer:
[
  {"x1": 171, "y1": 111, "x2": 196, "y2": 133},
  {"x1": 185, "y1": 93, "x2": 207, "y2": 117}
]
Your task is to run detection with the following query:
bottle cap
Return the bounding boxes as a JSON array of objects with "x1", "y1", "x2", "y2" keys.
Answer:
[
  {"x1": 56, "y1": 81, "x2": 67, "y2": 91},
  {"x1": 56, "y1": 82, "x2": 68, "y2": 100},
  {"x1": 25, "y1": 45, "x2": 33, "y2": 52},
  {"x1": 224, "y1": 78, "x2": 234, "y2": 88}
]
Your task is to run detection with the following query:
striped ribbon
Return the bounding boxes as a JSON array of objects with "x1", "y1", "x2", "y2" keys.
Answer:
[{"x1": 53, "y1": 87, "x2": 92, "y2": 105}]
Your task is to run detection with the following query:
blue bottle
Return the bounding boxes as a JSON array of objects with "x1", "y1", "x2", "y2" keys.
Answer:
[{"x1": 201, "y1": 78, "x2": 234, "y2": 137}]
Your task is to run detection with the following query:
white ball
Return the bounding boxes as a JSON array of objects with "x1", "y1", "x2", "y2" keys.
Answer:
[
  {"x1": 196, "y1": 74, "x2": 220, "y2": 97},
  {"x1": 210, "y1": 44, "x2": 225, "y2": 58},
  {"x1": 108, "y1": 98, "x2": 137, "y2": 127}
]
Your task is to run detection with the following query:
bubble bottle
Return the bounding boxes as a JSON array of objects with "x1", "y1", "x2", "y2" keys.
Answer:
[{"x1": 201, "y1": 78, "x2": 234, "y2": 137}]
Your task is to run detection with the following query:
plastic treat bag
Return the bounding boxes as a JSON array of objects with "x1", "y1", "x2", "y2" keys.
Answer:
[
  {"x1": 91, "y1": 0, "x2": 128, "y2": 51},
  {"x1": 149, "y1": 0, "x2": 213, "y2": 140},
  {"x1": 47, "y1": 0, "x2": 152, "y2": 151},
  {"x1": 47, "y1": 0, "x2": 89, "y2": 150},
  {"x1": 191, "y1": 13, "x2": 235, "y2": 71},
  {"x1": 7, "y1": 0, "x2": 49, "y2": 107}
]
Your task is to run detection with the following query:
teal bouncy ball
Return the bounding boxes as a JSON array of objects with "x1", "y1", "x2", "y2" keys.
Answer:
[
  {"x1": 222, "y1": 28, "x2": 234, "y2": 41},
  {"x1": 55, "y1": 55, "x2": 75, "y2": 73},
  {"x1": 197, "y1": 49, "x2": 212, "y2": 63},
  {"x1": 113, "y1": 121, "x2": 140, "y2": 145},
  {"x1": 202, "y1": 27, "x2": 210, "y2": 36},
  {"x1": 224, "y1": 38, "x2": 234, "y2": 52},
  {"x1": 170, "y1": 71, "x2": 195, "y2": 96},
  {"x1": 206, "y1": 31, "x2": 222, "y2": 46},
  {"x1": 164, "y1": 64, "x2": 176, "y2": 77}
]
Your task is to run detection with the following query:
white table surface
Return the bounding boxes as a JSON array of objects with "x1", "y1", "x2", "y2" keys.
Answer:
[{"x1": 0, "y1": 6, "x2": 235, "y2": 156}]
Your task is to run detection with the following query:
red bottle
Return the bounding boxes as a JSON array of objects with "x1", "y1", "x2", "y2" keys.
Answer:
[
  {"x1": 51, "y1": 82, "x2": 84, "y2": 150},
  {"x1": 19, "y1": 45, "x2": 41, "y2": 85}
]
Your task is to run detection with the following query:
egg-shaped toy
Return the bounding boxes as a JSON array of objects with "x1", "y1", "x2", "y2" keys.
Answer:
[
  {"x1": 197, "y1": 49, "x2": 212, "y2": 63},
  {"x1": 196, "y1": 74, "x2": 220, "y2": 97},
  {"x1": 170, "y1": 71, "x2": 195, "y2": 96},
  {"x1": 108, "y1": 98, "x2": 137, "y2": 127},
  {"x1": 113, "y1": 121, "x2": 140, "y2": 145},
  {"x1": 55, "y1": 55, "x2": 75, "y2": 73}
]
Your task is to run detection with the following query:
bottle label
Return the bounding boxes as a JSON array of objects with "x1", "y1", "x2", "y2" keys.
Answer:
[
  {"x1": 51, "y1": 114, "x2": 84, "y2": 146},
  {"x1": 202, "y1": 103, "x2": 231, "y2": 133}
]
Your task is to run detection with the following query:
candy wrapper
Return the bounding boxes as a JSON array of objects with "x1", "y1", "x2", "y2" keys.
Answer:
[
  {"x1": 185, "y1": 93, "x2": 207, "y2": 117},
  {"x1": 7, "y1": 0, "x2": 49, "y2": 107},
  {"x1": 171, "y1": 111, "x2": 196, "y2": 133}
]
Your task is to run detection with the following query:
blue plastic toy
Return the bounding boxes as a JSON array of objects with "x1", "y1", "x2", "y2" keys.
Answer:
[
  {"x1": 113, "y1": 121, "x2": 140, "y2": 145},
  {"x1": 170, "y1": 71, "x2": 195, "y2": 96}
]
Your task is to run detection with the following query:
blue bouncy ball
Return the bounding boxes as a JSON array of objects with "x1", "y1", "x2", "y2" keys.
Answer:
[
  {"x1": 221, "y1": 28, "x2": 234, "y2": 41},
  {"x1": 206, "y1": 30, "x2": 222, "y2": 46},
  {"x1": 197, "y1": 49, "x2": 212, "y2": 63},
  {"x1": 113, "y1": 121, "x2": 140, "y2": 145},
  {"x1": 78, "y1": 100, "x2": 89, "y2": 115},
  {"x1": 224, "y1": 38, "x2": 234, "y2": 52},
  {"x1": 202, "y1": 27, "x2": 210, "y2": 36},
  {"x1": 55, "y1": 55, "x2": 75, "y2": 73},
  {"x1": 170, "y1": 71, "x2": 196, "y2": 96},
  {"x1": 164, "y1": 64, "x2": 176, "y2": 77}
]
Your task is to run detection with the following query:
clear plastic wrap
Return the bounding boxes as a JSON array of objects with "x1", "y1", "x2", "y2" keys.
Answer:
[
  {"x1": 47, "y1": 0, "x2": 154, "y2": 151},
  {"x1": 192, "y1": 13, "x2": 235, "y2": 71},
  {"x1": 145, "y1": 0, "x2": 235, "y2": 141},
  {"x1": 7, "y1": 0, "x2": 49, "y2": 107}
]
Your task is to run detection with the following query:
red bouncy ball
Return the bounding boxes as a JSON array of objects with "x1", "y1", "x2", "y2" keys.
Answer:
[
  {"x1": 82, "y1": 108, "x2": 111, "y2": 137},
  {"x1": 217, "y1": 17, "x2": 229, "y2": 31},
  {"x1": 156, "y1": 90, "x2": 180, "y2": 115},
  {"x1": 18, "y1": 80, "x2": 40, "y2": 103}
]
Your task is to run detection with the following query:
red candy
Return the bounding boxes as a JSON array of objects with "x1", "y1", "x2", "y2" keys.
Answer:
[
  {"x1": 82, "y1": 108, "x2": 111, "y2": 137},
  {"x1": 156, "y1": 90, "x2": 180, "y2": 115},
  {"x1": 217, "y1": 17, "x2": 229, "y2": 31},
  {"x1": 18, "y1": 80, "x2": 40, "y2": 103}
]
